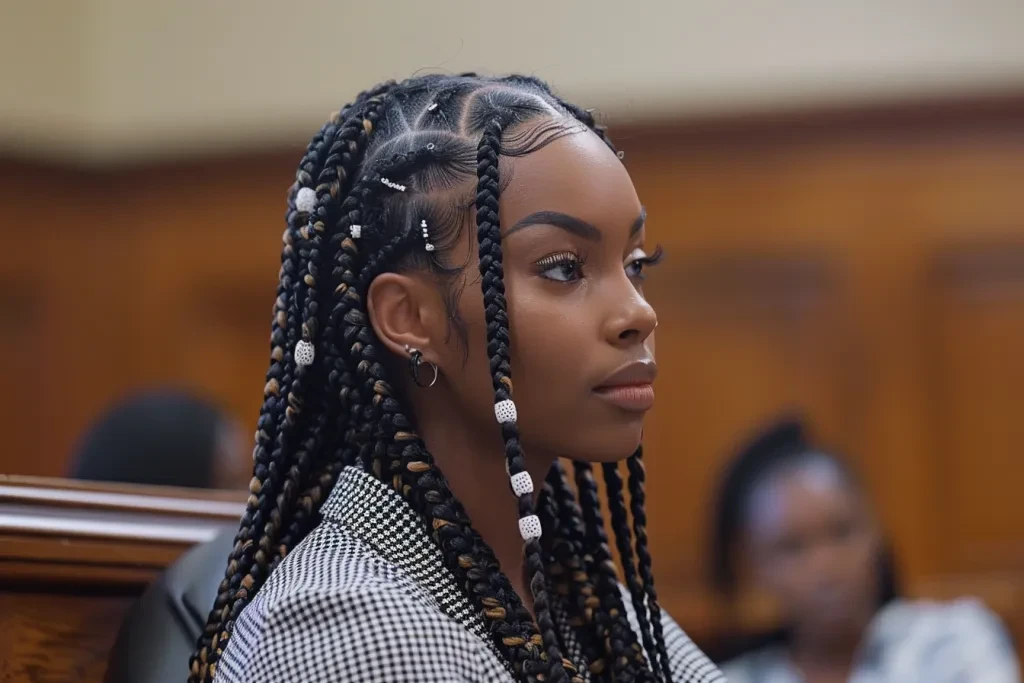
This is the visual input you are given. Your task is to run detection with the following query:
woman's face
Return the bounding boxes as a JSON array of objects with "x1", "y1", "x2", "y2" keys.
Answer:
[
  {"x1": 744, "y1": 460, "x2": 881, "y2": 639},
  {"x1": 436, "y1": 122, "x2": 658, "y2": 463}
]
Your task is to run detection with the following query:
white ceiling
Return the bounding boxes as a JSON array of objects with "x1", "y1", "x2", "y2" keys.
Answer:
[{"x1": 4, "y1": 0, "x2": 1024, "y2": 163}]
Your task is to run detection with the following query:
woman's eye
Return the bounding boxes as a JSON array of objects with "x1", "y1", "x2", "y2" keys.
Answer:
[
  {"x1": 537, "y1": 252, "x2": 585, "y2": 282},
  {"x1": 625, "y1": 259, "x2": 647, "y2": 280},
  {"x1": 625, "y1": 245, "x2": 664, "y2": 281}
]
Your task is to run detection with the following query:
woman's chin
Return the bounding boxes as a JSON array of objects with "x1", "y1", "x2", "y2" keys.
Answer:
[{"x1": 573, "y1": 424, "x2": 645, "y2": 463}]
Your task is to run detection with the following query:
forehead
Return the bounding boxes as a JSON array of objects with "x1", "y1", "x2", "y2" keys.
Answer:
[
  {"x1": 746, "y1": 461, "x2": 857, "y2": 539},
  {"x1": 498, "y1": 124, "x2": 642, "y2": 230}
]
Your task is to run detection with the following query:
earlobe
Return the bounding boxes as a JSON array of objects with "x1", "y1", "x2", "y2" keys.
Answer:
[{"x1": 366, "y1": 272, "x2": 444, "y2": 365}]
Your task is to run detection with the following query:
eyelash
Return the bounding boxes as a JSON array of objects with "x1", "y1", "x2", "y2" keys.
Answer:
[
  {"x1": 626, "y1": 244, "x2": 665, "y2": 281},
  {"x1": 534, "y1": 245, "x2": 665, "y2": 283},
  {"x1": 535, "y1": 250, "x2": 587, "y2": 283}
]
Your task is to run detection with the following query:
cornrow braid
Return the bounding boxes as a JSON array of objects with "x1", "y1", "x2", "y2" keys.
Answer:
[{"x1": 628, "y1": 448, "x2": 674, "y2": 682}]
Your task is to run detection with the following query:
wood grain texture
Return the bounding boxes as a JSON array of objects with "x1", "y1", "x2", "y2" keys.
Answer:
[
  {"x1": 0, "y1": 479, "x2": 241, "y2": 683},
  {"x1": 0, "y1": 477, "x2": 242, "y2": 587},
  {"x1": 0, "y1": 94, "x2": 1023, "y2": 666},
  {"x1": 0, "y1": 592, "x2": 134, "y2": 683}
]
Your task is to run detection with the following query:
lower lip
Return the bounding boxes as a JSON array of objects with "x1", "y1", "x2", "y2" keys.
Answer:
[{"x1": 593, "y1": 384, "x2": 655, "y2": 412}]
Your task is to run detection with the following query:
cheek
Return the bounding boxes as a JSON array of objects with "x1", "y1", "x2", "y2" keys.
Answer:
[
  {"x1": 846, "y1": 534, "x2": 881, "y2": 583},
  {"x1": 756, "y1": 553, "x2": 795, "y2": 593},
  {"x1": 507, "y1": 287, "x2": 593, "y2": 392},
  {"x1": 441, "y1": 277, "x2": 498, "y2": 408}
]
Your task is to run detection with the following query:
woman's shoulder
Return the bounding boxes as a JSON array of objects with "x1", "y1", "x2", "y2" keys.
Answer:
[
  {"x1": 215, "y1": 521, "x2": 514, "y2": 683},
  {"x1": 872, "y1": 596, "x2": 1012, "y2": 642},
  {"x1": 720, "y1": 646, "x2": 791, "y2": 683},
  {"x1": 865, "y1": 597, "x2": 1020, "y2": 682}
]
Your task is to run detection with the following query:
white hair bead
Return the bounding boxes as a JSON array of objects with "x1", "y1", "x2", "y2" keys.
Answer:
[
  {"x1": 295, "y1": 187, "x2": 317, "y2": 213},
  {"x1": 494, "y1": 399, "x2": 517, "y2": 424},
  {"x1": 518, "y1": 514, "x2": 542, "y2": 541},
  {"x1": 295, "y1": 339, "x2": 315, "y2": 366},
  {"x1": 350, "y1": 224, "x2": 362, "y2": 239},
  {"x1": 510, "y1": 471, "x2": 534, "y2": 497},
  {"x1": 380, "y1": 177, "x2": 406, "y2": 192}
]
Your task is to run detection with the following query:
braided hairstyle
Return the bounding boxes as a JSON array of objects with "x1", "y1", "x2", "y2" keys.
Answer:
[{"x1": 190, "y1": 74, "x2": 672, "y2": 683}]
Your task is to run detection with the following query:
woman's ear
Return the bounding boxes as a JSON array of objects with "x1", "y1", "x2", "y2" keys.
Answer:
[{"x1": 366, "y1": 272, "x2": 446, "y2": 364}]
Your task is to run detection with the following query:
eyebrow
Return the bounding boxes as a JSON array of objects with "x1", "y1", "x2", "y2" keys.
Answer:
[
  {"x1": 505, "y1": 207, "x2": 646, "y2": 242},
  {"x1": 630, "y1": 207, "x2": 647, "y2": 237}
]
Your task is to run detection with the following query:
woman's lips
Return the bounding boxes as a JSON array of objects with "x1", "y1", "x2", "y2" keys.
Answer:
[
  {"x1": 593, "y1": 359, "x2": 657, "y2": 411},
  {"x1": 593, "y1": 383, "x2": 656, "y2": 411}
]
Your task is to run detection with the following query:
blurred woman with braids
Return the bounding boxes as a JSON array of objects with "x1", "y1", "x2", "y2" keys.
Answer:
[
  {"x1": 711, "y1": 417, "x2": 1018, "y2": 683},
  {"x1": 189, "y1": 74, "x2": 723, "y2": 683}
]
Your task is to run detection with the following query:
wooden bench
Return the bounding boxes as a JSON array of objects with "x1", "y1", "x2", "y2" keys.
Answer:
[
  {"x1": 0, "y1": 475, "x2": 244, "y2": 683},
  {"x1": 2, "y1": 474, "x2": 1019, "y2": 681}
]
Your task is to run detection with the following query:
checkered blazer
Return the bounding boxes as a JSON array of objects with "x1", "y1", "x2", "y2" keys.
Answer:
[{"x1": 216, "y1": 466, "x2": 724, "y2": 683}]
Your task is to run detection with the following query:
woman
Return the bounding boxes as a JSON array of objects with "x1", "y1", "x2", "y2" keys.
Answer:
[
  {"x1": 189, "y1": 74, "x2": 723, "y2": 682},
  {"x1": 710, "y1": 417, "x2": 1019, "y2": 683}
]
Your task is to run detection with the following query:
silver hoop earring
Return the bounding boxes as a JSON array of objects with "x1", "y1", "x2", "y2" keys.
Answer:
[{"x1": 405, "y1": 345, "x2": 439, "y2": 388}]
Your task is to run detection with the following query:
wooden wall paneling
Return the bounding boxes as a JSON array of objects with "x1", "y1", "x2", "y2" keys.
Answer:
[
  {"x1": 119, "y1": 155, "x2": 295, "y2": 433},
  {"x1": 0, "y1": 164, "x2": 145, "y2": 478},
  {"x1": 871, "y1": 138, "x2": 1024, "y2": 589},
  {"x1": 0, "y1": 252, "x2": 45, "y2": 480},
  {"x1": 2, "y1": 95, "x2": 1024, "y2": 653},
  {"x1": 926, "y1": 245, "x2": 1024, "y2": 574}
]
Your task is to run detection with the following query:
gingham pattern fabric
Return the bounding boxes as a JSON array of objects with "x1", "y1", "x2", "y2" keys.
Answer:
[{"x1": 216, "y1": 466, "x2": 724, "y2": 683}]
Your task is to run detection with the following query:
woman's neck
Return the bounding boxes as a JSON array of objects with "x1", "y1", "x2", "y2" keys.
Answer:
[{"x1": 415, "y1": 406, "x2": 552, "y2": 613}]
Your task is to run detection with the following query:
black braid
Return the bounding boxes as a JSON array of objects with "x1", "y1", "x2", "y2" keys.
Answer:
[
  {"x1": 193, "y1": 74, "x2": 667, "y2": 683},
  {"x1": 542, "y1": 462, "x2": 608, "y2": 670},
  {"x1": 628, "y1": 448, "x2": 674, "y2": 681},
  {"x1": 189, "y1": 118, "x2": 341, "y2": 681},
  {"x1": 475, "y1": 117, "x2": 575, "y2": 683},
  {"x1": 603, "y1": 461, "x2": 661, "y2": 679},
  {"x1": 321, "y1": 167, "x2": 555, "y2": 679},
  {"x1": 275, "y1": 106, "x2": 393, "y2": 556},
  {"x1": 190, "y1": 96, "x2": 388, "y2": 681},
  {"x1": 575, "y1": 460, "x2": 654, "y2": 681}
]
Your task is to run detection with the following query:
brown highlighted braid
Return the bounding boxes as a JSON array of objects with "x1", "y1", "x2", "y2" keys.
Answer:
[{"x1": 189, "y1": 74, "x2": 672, "y2": 683}]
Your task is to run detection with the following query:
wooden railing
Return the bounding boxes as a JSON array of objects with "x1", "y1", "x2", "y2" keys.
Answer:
[
  {"x1": 1, "y1": 474, "x2": 1019, "y2": 682},
  {"x1": 0, "y1": 475, "x2": 244, "y2": 683}
]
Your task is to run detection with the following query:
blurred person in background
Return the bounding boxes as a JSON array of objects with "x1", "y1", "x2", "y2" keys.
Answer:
[
  {"x1": 70, "y1": 388, "x2": 248, "y2": 490},
  {"x1": 709, "y1": 417, "x2": 1019, "y2": 683}
]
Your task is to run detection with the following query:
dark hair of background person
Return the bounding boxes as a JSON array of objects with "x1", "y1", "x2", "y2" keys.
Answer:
[
  {"x1": 705, "y1": 416, "x2": 899, "y2": 663},
  {"x1": 70, "y1": 389, "x2": 243, "y2": 490}
]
